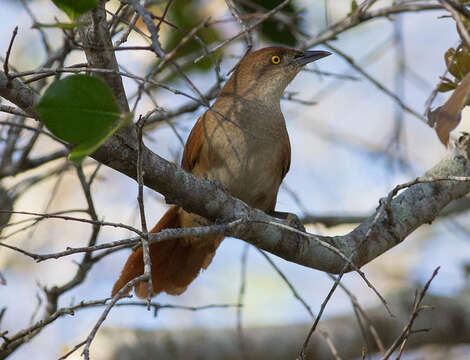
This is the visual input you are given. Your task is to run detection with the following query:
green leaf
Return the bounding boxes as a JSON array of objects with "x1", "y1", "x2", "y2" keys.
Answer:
[
  {"x1": 51, "y1": 0, "x2": 98, "y2": 21},
  {"x1": 347, "y1": 0, "x2": 359, "y2": 17},
  {"x1": 351, "y1": 0, "x2": 359, "y2": 13},
  {"x1": 437, "y1": 79, "x2": 457, "y2": 93},
  {"x1": 36, "y1": 74, "x2": 124, "y2": 163},
  {"x1": 69, "y1": 112, "x2": 132, "y2": 164},
  {"x1": 445, "y1": 48, "x2": 458, "y2": 78},
  {"x1": 456, "y1": 46, "x2": 470, "y2": 77}
]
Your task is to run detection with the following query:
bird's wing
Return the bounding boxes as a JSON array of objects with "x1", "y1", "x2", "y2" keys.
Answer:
[
  {"x1": 181, "y1": 114, "x2": 205, "y2": 172},
  {"x1": 281, "y1": 136, "x2": 291, "y2": 180}
]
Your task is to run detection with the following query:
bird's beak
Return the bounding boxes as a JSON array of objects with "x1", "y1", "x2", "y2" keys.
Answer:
[{"x1": 291, "y1": 50, "x2": 331, "y2": 66}]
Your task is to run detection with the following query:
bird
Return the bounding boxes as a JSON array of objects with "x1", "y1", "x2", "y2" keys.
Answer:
[{"x1": 112, "y1": 46, "x2": 331, "y2": 298}]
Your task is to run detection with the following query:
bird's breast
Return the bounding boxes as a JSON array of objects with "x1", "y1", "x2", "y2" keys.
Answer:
[{"x1": 193, "y1": 108, "x2": 289, "y2": 212}]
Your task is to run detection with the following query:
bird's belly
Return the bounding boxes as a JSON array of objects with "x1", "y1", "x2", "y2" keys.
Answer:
[{"x1": 208, "y1": 144, "x2": 283, "y2": 212}]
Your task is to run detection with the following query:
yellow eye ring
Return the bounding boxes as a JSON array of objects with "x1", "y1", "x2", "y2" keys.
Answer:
[{"x1": 271, "y1": 55, "x2": 281, "y2": 64}]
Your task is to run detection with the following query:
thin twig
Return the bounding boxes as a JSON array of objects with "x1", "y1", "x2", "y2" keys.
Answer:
[
  {"x1": 296, "y1": 197, "x2": 395, "y2": 358},
  {"x1": 259, "y1": 249, "x2": 341, "y2": 360},
  {"x1": 381, "y1": 267, "x2": 440, "y2": 359},
  {"x1": 303, "y1": 3, "x2": 444, "y2": 50},
  {"x1": 236, "y1": 244, "x2": 249, "y2": 358},
  {"x1": 3, "y1": 26, "x2": 18, "y2": 82},
  {"x1": 330, "y1": 274, "x2": 385, "y2": 355},
  {"x1": 20, "y1": 0, "x2": 51, "y2": 52},
  {"x1": 152, "y1": 17, "x2": 212, "y2": 74},
  {"x1": 114, "y1": 12, "x2": 139, "y2": 47},
  {"x1": 325, "y1": 43, "x2": 426, "y2": 124},
  {"x1": 297, "y1": 271, "x2": 343, "y2": 360},
  {"x1": 0, "y1": 218, "x2": 244, "y2": 261},
  {"x1": 439, "y1": 0, "x2": 470, "y2": 48},
  {"x1": 79, "y1": 274, "x2": 148, "y2": 360},
  {"x1": 225, "y1": 0, "x2": 253, "y2": 74},
  {"x1": 265, "y1": 220, "x2": 393, "y2": 318},
  {"x1": 195, "y1": 0, "x2": 291, "y2": 63},
  {"x1": 0, "y1": 105, "x2": 29, "y2": 117},
  {"x1": 0, "y1": 209, "x2": 143, "y2": 236},
  {"x1": 136, "y1": 114, "x2": 152, "y2": 306}
]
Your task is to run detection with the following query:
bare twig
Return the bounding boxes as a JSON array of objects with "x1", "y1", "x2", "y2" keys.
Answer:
[
  {"x1": 225, "y1": 0, "x2": 253, "y2": 74},
  {"x1": 303, "y1": 3, "x2": 444, "y2": 50},
  {"x1": 324, "y1": 43, "x2": 426, "y2": 124},
  {"x1": 19, "y1": 0, "x2": 51, "y2": 52},
  {"x1": 266, "y1": 220, "x2": 393, "y2": 318},
  {"x1": 0, "y1": 294, "x2": 239, "y2": 358},
  {"x1": 79, "y1": 274, "x2": 148, "y2": 360},
  {"x1": 236, "y1": 244, "x2": 249, "y2": 358},
  {"x1": 136, "y1": 114, "x2": 152, "y2": 306},
  {"x1": 439, "y1": 0, "x2": 470, "y2": 48},
  {"x1": 0, "y1": 105, "x2": 29, "y2": 117},
  {"x1": 297, "y1": 198, "x2": 394, "y2": 359},
  {"x1": 298, "y1": 270, "x2": 343, "y2": 360},
  {"x1": 114, "y1": 12, "x2": 139, "y2": 47},
  {"x1": 152, "y1": 17, "x2": 212, "y2": 74},
  {"x1": 330, "y1": 273, "x2": 385, "y2": 355},
  {"x1": 120, "y1": 0, "x2": 165, "y2": 57},
  {"x1": 3, "y1": 26, "x2": 18, "y2": 82},
  {"x1": 29, "y1": 293, "x2": 42, "y2": 326},
  {"x1": 0, "y1": 218, "x2": 244, "y2": 261},
  {"x1": 0, "y1": 299, "x2": 106, "y2": 356},
  {"x1": 195, "y1": 0, "x2": 291, "y2": 62},
  {"x1": 259, "y1": 249, "x2": 341, "y2": 360},
  {"x1": 0, "y1": 209, "x2": 143, "y2": 236},
  {"x1": 381, "y1": 267, "x2": 440, "y2": 359}
]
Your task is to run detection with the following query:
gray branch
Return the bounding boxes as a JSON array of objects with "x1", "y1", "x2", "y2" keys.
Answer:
[{"x1": 2, "y1": 66, "x2": 470, "y2": 274}]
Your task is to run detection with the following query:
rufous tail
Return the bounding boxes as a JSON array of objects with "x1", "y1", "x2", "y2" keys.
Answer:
[{"x1": 112, "y1": 205, "x2": 222, "y2": 298}]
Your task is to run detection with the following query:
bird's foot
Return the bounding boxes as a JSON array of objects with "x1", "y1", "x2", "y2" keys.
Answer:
[
  {"x1": 211, "y1": 178, "x2": 229, "y2": 193},
  {"x1": 272, "y1": 211, "x2": 306, "y2": 232},
  {"x1": 285, "y1": 213, "x2": 306, "y2": 233}
]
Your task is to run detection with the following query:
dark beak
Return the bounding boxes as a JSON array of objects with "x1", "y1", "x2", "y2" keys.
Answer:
[{"x1": 292, "y1": 50, "x2": 331, "y2": 66}]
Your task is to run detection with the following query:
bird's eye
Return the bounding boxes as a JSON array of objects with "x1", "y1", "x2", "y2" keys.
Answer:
[{"x1": 271, "y1": 55, "x2": 281, "y2": 64}]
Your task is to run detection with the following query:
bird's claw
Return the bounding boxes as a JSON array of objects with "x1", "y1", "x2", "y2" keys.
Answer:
[{"x1": 285, "y1": 213, "x2": 306, "y2": 233}]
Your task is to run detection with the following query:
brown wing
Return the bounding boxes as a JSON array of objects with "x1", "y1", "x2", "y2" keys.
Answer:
[
  {"x1": 281, "y1": 134, "x2": 291, "y2": 180},
  {"x1": 181, "y1": 114, "x2": 205, "y2": 172}
]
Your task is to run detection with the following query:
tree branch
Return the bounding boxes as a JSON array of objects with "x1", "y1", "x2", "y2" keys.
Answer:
[{"x1": 2, "y1": 66, "x2": 470, "y2": 275}]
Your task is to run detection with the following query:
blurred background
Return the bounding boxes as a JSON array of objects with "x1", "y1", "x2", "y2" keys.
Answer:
[{"x1": 1, "y1": 0, "x2": 470, "y2": 359}]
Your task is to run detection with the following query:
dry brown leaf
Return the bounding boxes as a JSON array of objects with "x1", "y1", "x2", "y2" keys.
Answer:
[{"x1": 429, "y1": 71, "x2": 470, "y2": 145}]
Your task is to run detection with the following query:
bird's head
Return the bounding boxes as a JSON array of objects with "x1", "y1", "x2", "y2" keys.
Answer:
[{"x1": 222, "y1": 47, "x2": 331, "y2": 101}]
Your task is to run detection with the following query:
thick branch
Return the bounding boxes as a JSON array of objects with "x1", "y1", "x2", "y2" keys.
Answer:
[
  {"x1": 301, "y1": 196, "x2": 470, "y2": 227},
  {"x1": 78, "y1": 1, "x2": 129, "y2": 112},
  {"x1": 2, "y1": 67, "x2": 470, "y2": 274}
]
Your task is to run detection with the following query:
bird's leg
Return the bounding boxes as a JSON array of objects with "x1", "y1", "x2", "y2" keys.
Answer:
[{"x1": 271, "y1": 211, "x2": 306, "y2": 232}]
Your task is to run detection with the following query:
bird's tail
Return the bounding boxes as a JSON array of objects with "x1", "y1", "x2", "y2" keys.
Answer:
[{"x1": 112, "y1": 205, "x2": 223, "y2": 298}]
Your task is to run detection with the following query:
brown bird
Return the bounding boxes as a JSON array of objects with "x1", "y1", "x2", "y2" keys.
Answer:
[{"x1": 112, "y1": 47, "x2": 331, "y2": 298}]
